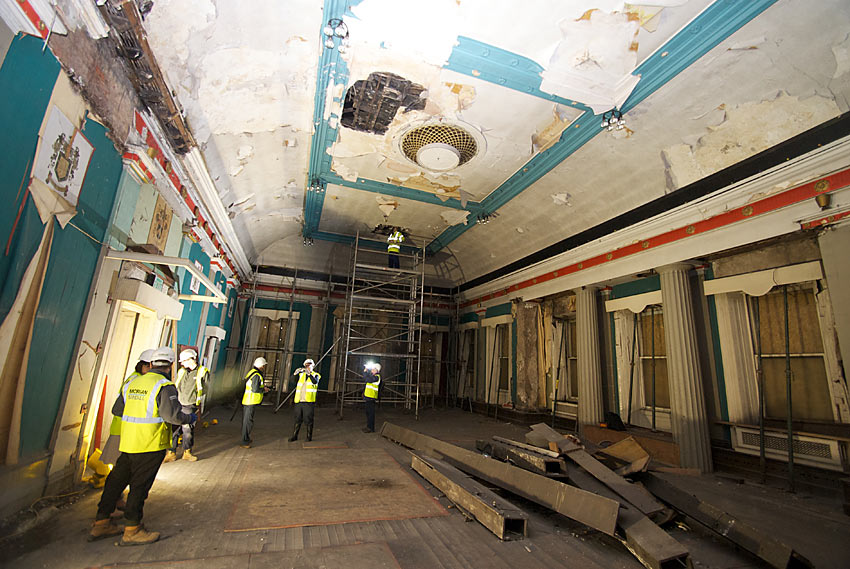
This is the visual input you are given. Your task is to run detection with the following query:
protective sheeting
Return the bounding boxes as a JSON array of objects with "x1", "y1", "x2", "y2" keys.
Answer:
[{"x1": 0, "y1": 222, "x2": 52, "y2": 464}]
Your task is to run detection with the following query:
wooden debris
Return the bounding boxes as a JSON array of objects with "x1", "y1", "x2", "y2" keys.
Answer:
[
  {"x1": 594, "y1": 436, "x2": 651, "y2": 475},
  {"x1": 477, "y1": 439, "x2": 566, "y2": 478},
  {"x1": 530, "y1": 423, "x2": 665, "y2": 516},
  {"x1": 381, "y1": 422, "x2": 619, "y2": 536},
  {"x1": 642, "y1": 473, "x2": 814, "y2": 569},
  {"x1": 411, "y1": 453, "x2": 528, "y2": 540}
]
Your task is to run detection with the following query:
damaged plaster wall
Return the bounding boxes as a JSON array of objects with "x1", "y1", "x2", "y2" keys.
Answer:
[
  {"x1": 662, "y1": 93, "x2": 841, "y2": 191},
  {"x1": 515, "y1": 302, "x2": 541, "y2": 410}
]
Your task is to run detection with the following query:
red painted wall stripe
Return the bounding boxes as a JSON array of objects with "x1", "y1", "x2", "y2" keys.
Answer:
[
  {"x1": 462, "y1": 168, "x2": 850, "y2": 309},
  {"x1": 18, "y1": 0, "x2": 48, "y2": 39}
]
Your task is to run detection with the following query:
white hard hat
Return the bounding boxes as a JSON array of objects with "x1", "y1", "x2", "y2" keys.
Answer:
[
  {"x1": 304, "y1": 358, "x2": 315, "y2": 366},
  {"x1": 151, "y1": 346, "x2": 175, "y2": 365},
  {"x1": 139, "y1": 349, "x2": 156, "y2": 363},
  {"x1": 253, "y1": 357, "x2": 267, "y2": 368},
  {"x1": 179, "y1": 349, "x2": 198, "y2": 363},
  {"x1": 371, "y1": 362, "x2": 381, "y2": 372}
]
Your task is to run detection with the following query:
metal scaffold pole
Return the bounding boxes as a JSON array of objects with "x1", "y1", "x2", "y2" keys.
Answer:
[{"x1": 337, "y1": 229, "x2": 426, "y2": 418}]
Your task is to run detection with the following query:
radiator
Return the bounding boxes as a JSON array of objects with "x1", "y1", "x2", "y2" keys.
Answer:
[{"x1": 731, "y1": 426, "x2": 847, "y2": 471}]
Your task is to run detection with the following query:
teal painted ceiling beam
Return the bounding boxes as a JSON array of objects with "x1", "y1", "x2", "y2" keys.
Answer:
[
  {"x1": 446, "y1": 36, "x2": 590, "y2": 112},
  {"x1": 320, "y1": 172, "x2": 480, "y2": 211},
  {"x1": 313, "y1": 230, "x2": 418, "y2": 254},
  {"x1": 426, "y1": 0, "x2": 779, "y2": 254},
  {"x1": 304, "y1": 0, "x2": 350, "y2": 237},
  {"x1": 622, "y1": 0, "x2": 778, "y2": 112}
]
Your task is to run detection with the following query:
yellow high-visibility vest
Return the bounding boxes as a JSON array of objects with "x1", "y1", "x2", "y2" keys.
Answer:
[
  {"x1": 109, "y1": 371, "x2": 140, "y2": 436},
  {"x1": 364, "y1": 374, "x2": 381, "y2": 399},
  {"x1": 242, "y1": 369, "x2": 264, "y2": 405},
  {"x1": 387, "y1": 231, "x2": 403, "y2": 253},
  {"x1": 119, "y1": 372, "x2": 173, "y2": 453},
  {"x1": 196, "y1": 366, "x2": 209, "y2": 404},
  {"x1": 294, "y1": 371, "x2": 320, "y2": 403}
]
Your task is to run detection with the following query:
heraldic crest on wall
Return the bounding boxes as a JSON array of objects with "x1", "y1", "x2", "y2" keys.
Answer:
[{"x1": 32, "y1": 105, "x2": 94, "y2": 208}]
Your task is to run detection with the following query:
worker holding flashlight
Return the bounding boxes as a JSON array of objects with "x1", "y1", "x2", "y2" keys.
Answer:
[{"x1": 362, "y1": 361, "x2": 381, "y2": 433}]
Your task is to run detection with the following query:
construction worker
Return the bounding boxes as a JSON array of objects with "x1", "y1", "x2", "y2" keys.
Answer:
[
  {"x1": 241, "y1": 357, "x2": 268, "y2": 448},
  {"x1": 89, "y1": 346, "x2": 197, "y2": 545},
  {"x1": 362, "y1": 362, "x2": 382, "y2": 433},
  {"x1": 387, "y1": 227, "x2": 404, "y2": 268},
  {"x1": 102, "y1": 349, "x2": 156, "y2": 466},
  {"x1": 164, "y1": 348, "x2": 208, "y2": 462},
  {"x1": 289, "y1": 358, "x2": 320, "y2": 442}
]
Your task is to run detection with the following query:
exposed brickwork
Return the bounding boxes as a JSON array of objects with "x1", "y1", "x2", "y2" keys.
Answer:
[{"x1": 47, "y1": 26, "x2": 139, "y2": 150}]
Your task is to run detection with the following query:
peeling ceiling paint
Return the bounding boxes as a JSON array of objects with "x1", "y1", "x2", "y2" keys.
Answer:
[
  {"x1": 134, "y1": 0, "x2": 850, "y2": 287},
  {"x1": 662, "y1": 92, "x2": 840, "y2": 190}
]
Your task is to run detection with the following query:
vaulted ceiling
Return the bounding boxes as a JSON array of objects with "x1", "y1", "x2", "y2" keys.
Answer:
[{"x1": 140, "y1": 0, "x2": 850, "y2": 288}]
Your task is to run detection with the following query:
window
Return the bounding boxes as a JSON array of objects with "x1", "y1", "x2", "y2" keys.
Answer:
[
  {"x1": 639, "y1": 306, "x2": 670, "y2": 409},
  {"x1": 256, "y1": 317, "x2": 288, "y2": 390},
  {"x1": 749, "y1": 285, "x2": 832, "y2": 421},
  {"x1": 553, "y1": 319, "x2": 578, "y2": 401},
  {"x1": 497, "y1": 323, "x2": 510, "y2": 391},
  {"x1": 460, "y1": 329, "x2": 476, "y2": 397}
]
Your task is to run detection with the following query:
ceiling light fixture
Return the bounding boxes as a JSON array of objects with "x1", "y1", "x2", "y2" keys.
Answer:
[
  {"x1": 476, "y1": 212, "x2": 498, "y2": 225},
  {"x1": 322, "y1": 18, "x2": 350, "y2": 53},
  {"x1": 601, "y1": 108, "x2": 625, "y2": 132}
]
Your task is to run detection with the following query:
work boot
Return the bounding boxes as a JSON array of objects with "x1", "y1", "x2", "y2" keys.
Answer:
[
  {"x1": 306, "y1": 426, "x2": 313, "y2": 442},
  {"x1": 121, "y1": 524, "x2": 160, "y2": 546},
  {"x1": 289, "y1": 428, "x2": 299, "y2": 442},
  {"x1": 163, "y1": 450, "x2": 177, "y2": 463},
  {"x1": 87, "y1": 518, "x2": 123, "y2": 541},
  {"x1": 182, "y1": 449, "x2": 198, "y2": 462}
]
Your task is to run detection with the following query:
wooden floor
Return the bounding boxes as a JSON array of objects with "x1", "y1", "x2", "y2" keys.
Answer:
[{"x1": 2, "y1": 403, "x2": 848, "y2": 569}]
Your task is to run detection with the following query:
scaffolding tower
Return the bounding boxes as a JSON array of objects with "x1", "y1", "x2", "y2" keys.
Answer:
[{"x1": 337, "y1": 231, "x2": 426, "y2": 418}]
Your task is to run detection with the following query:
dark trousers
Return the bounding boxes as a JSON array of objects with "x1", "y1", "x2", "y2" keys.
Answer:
[
  {"x1": 388, "y1": 253, "x2": 399, "y2": 268},
  {"x1": 292, "y1": 402, "x2": 315, "y2": 440},
  {"x1": 242, "y1": 404, "x2": 255, "y2": 444},
  {"x1": 364, "y1": 397, "x2": 376, "y2": 431},
  {"x1": 171, "y1": 404, "x2": 197, "y2": 451},
  {"x1": 96, "y1": 449, "x2": 166, "y2": 525}
]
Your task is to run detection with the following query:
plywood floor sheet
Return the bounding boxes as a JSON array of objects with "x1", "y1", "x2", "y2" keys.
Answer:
[{"x1": 225, "y1": 447, "x2": 447, "y2": 531}]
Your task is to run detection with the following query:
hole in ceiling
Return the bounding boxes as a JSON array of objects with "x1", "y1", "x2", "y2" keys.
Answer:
[
  {"x1": 340, "y1": 72, "x2": 426, "y2": 135},
  {"x1": 401, "y1": 123, "x2": 478, "y2": 171}
]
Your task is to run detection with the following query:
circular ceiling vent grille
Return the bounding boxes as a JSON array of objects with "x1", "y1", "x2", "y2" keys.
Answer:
[{"x1": 401, "y1": 124, "x2": 478, "y2": 171}]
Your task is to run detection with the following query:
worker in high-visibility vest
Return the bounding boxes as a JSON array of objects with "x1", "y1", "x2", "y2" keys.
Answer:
[
  {"x1": 165, "y1": 349, "x2": 208, "y2": 463},
  {"x1": 289, "y1": 358, "x2": 321, "y2": 442},
  {"x1": 387, "y1": 227, "x2": 404, "y2": 268},
  {"x1": 241, "y1": 357, "x2": 268, "y2": 448},
  {"x1": 102, "y1": 349, "x2": 156, "y2": 466},
  {"x1": 89, "y1": 347, "x2": 197, "y2": 545},
  {"x1": 362, "y1": 362, "x2": 382, "y2": 433}
]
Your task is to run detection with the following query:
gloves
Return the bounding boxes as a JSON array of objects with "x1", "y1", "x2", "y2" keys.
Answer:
[{"x1": 188, "y1": 412, "x2": 198, "y2": 424}]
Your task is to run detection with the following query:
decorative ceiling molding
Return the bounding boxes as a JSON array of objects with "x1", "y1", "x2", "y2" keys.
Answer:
[
  {"x1": 320, "y1": 172, "x2": 479, "y2": 211},
  {"x1": 460, "y1": 146, "x2": 850, "y2": 310},
  {"x1": 426, "y1": 0, "x2": 779, "y2": 255}
]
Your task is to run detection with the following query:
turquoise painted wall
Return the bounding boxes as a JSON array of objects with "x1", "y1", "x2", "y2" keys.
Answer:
[
  {"x1": 2, "y1": 35, "x2": 123, "y2": 458},
  {"x1": 0, "y1": 35, "x2": 60, "y2": 324},
  {"x1": 105, "y1": 171, "x2": 142, "y2": 249},
  {"x1": 459, "y1": 312, "x2": 479, "y2": 324},
  {"x1": 610, "y1": 275, "x2": 661, "y2": 299},
  {"x1": 215, "y1": 286, "x2": 238, "y2": 372},
  {"x1": 21, "y1": 118, "x2": 122, "y2": 457},
  {"x1": 485, "y1": 303, "x2": 512, "y2": 318},
  {"x1": 176, "y1": 240, "x2": 211, "y2": 347}
]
